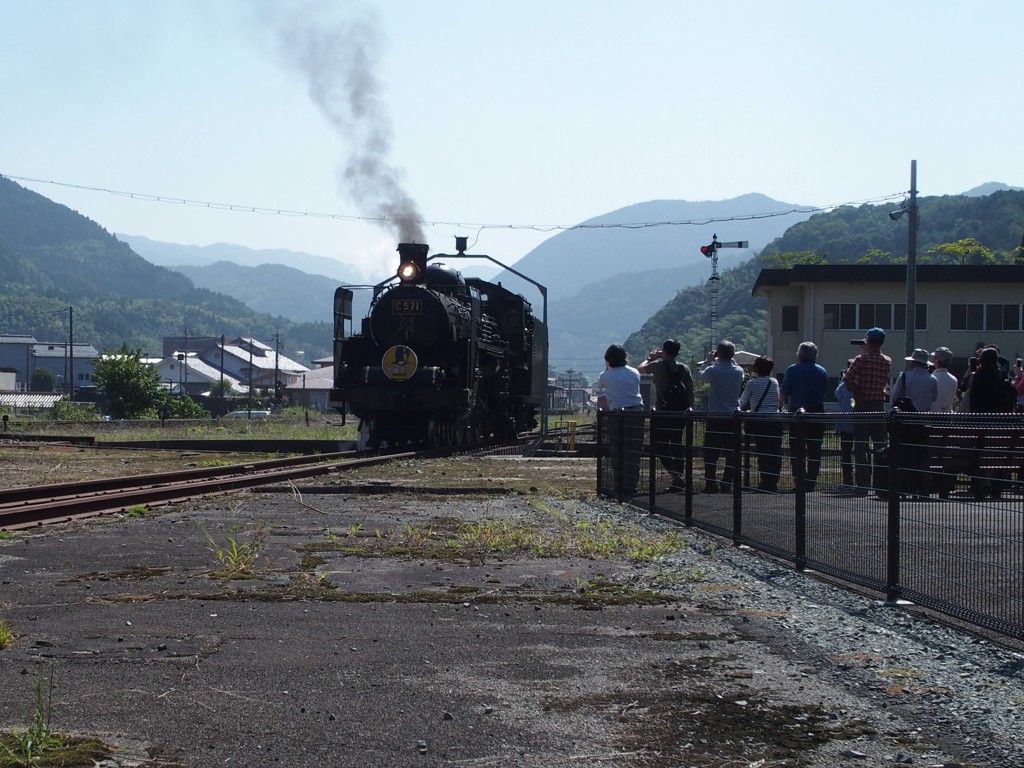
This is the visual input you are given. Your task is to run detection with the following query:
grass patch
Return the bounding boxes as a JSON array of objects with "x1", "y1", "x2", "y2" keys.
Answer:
[
  {"x1": 0, "y1": 615, "x2": 12, "y2": 649},
  {"x1": 309, "y1": 507, "x2": 686, "y2": 565},
  {"x1": 0, "y1": 662, "x2": 113, "y2": 768},
  {"x1": 200, "y1": 521, "x2": 267, "y2": 577},
  {"x1": 0, "y1": 531, "x2": 12, "y2": 540}
]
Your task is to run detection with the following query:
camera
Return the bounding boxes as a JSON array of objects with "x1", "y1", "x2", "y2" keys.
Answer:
[{"x1": 849, "y1": 339, "x2": 865, "y2": 346}]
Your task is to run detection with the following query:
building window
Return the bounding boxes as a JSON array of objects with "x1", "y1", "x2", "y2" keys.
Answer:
[
  {"x1": 892, "y1": 303, "x2": 927, "y2": 331},
  {"x1": 951, "y1": 303, "x2": 1020, "y2": 331},
  {"x1": 781, "y1": 306, "x2": 799, "y2": 333},
  {"x1": 824, "y1": 302, "x2": 924, "y2": 331}
]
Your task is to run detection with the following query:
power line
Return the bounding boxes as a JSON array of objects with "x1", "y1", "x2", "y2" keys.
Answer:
[{"x1": 1, "y1": 172, "x2": 905, "y2": 234}]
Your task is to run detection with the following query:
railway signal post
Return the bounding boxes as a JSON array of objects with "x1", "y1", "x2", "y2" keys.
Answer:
[{"x1": 700, "y1": 234, "x2": 748, "y2": 350}]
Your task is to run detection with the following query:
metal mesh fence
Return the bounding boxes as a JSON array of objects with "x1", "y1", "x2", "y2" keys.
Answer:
[{"x1": 596, "y1": 409, "x2": 1024, "y2": 639}]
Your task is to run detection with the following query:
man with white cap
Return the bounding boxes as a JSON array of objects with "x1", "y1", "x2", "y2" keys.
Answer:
[
  {"x1": 889, "y1": 348, "x2": 938, "y2": 498},
  {"x1": 890, "y1": 348, "x2": 938, "y2": 412},
  {"x1": 931, "y1": 347, "x2": 958, "y2": 412}
]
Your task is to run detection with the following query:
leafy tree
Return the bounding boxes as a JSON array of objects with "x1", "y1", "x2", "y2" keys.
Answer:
[
  {"x1": 209, "y1": 380, "x2": 237, "y2": 398},
  {"x1": 924, "y1": 237, "x2": 1000, "y2": 265},
  {"x1": 91, "y1": 344, "x2": 163, "y2": 419},
  {"x1": 52, "y1": 399, "x2": 99, "y2": 421},
  {"x1": 30, "y1": 367, "x2": 56, "y2": 392},
  {"x1": 160, "y1": 394, "x2": 209, "y2": 419}
]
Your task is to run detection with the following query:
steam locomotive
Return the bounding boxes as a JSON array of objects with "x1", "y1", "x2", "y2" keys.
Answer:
[{"x1": 329, "y1": 241, "x2": 547, "y2": 448}]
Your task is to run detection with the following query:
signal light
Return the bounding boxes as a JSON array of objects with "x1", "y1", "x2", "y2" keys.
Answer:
[{"x1": 700, "y1": 243, "x2": 717, "y2": 257}]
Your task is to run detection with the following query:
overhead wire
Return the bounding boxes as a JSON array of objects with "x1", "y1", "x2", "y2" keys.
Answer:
[{"x1": 0, "y1": 172, "x2": 905, "y2": 234}]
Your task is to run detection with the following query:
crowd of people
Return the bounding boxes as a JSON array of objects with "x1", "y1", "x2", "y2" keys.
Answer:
[{"x1": 596, "y1": 329, "x2": 1023, "y2": 497}]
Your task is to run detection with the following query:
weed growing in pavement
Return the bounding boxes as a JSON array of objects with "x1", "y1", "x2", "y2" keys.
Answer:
[
  {"x1": 324, "y1": 523, "x2": 364, "y2": 544},
  {"x1": 309, "y1": 509, "x2": 686, "y2": 565},
  {"x1": 0, "y1": 614, "x2": 12, "y2": 649},
  {"x1": 121, "y1": 505, "x2": 147, "y2": 519},
  {"x1": 0, "y1": 661, "x2": 111, "y2": 767},
  {"x1": 200, "y1": 521, "x2": 267, "y2": 577},
  {"x1": 400, "y1": 523, "x2": 435, "y2": 547},
  {"x1": 0, "y1": 531, "x2": 11, "y2": 540}
]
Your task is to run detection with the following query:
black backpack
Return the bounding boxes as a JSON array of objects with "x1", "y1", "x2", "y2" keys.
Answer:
[{"x1": 663, "y1": 362, "x2": 691, "y2": 410}]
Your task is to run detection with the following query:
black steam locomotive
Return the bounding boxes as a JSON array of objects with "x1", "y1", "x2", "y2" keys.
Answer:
[{"x1": 329, "y1": 241, "x2": 546, "y2": 448}]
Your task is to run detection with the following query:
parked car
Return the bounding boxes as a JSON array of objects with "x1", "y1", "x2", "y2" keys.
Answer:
[{"x1": 222, "y1": 409, "x2": 272, "y2": 420}]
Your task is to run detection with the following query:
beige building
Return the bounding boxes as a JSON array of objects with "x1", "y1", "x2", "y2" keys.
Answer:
[{"x1": 752, "y1": 264, "x2": 1024, "y2": 395}]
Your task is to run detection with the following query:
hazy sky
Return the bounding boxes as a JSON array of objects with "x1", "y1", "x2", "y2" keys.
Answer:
[{"x1": 2, "y1": 0, "x2": 1021, "y2": 281}]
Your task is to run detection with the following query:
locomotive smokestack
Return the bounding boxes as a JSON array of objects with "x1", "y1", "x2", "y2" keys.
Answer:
[{"x1": 397, "y1": 243, "x2": 429, "y2": 285}]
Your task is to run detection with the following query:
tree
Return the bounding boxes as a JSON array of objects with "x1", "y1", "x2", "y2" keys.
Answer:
[
  {"x1": 924, "y1": 238, "x2": 999, "y2": 265},
  {"x1": 30, "y1": 367, "x2": 56, "y2": 392},
  {"x1": 91, "y1": 344, "x2": 163, "y2": 419},
  {"x1": 161, "y1": 394, "x2": 209, "y2": 419}
]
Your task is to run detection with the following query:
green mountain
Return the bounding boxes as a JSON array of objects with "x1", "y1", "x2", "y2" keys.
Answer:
[
  {"x1": 167, "y1": 261, "x2": 340, "y2": 325},
  {"x1": 0, "y1": 176, "x2": 332, "y2": 360},
  {"x1": 625, "y1": 191, "x2": 1024, "y2": 365}
]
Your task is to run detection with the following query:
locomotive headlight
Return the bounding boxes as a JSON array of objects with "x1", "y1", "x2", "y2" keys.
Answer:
[{"x1": 398, "y1": 261, "x2": 420, "y2": 285}]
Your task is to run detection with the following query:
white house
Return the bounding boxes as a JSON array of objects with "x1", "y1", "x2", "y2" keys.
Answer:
[{"x1": 753, "y1": 263, "x2": 1024, "y2": 392}]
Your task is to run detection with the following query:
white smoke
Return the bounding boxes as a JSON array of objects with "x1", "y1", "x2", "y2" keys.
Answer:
[{"x1": 267, "y1": 2, "x2": 426, "y2": 244}]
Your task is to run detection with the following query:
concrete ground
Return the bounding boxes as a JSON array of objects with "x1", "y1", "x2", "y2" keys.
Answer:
[{"x1": 0, "y1": 475, "x2": 982, "y2": 767}]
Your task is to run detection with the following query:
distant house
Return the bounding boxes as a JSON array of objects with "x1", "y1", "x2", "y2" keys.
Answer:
[
  {"x1": 286, "y1": 364, "x2": 334, "y2": 412},
  {"x1": 153, "y1": 352, "x2": 247, "y2": 397},
  {"x1": 0, "y1": 334, "x2": 96, "y2": 399},
  {"x1": 752, "y1": 264, "x2": 1024, "y2": 390},
  {"x1": 30, "y1": 342, "x2": 99, "y2": 393},
  {"x1": 194, "y1": 336, "x2": 310, "y2": 392}
]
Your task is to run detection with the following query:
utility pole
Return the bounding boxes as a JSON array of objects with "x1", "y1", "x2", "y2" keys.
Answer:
[
  {"x1": 219, "y1": 334, "x2": 225, "y2": 415},
  {"x1": 274, "y1": 332, "x2": 282, "y2": 408},
  {"x1": 889, "y1": 160, "x2": 919, "y2": 357},
  {"x1": 68, "y1": 306, "x2": 74, "y2": 401},
  {"x1": 906, "y1": 161, "x2": 919, "y2": 357}
]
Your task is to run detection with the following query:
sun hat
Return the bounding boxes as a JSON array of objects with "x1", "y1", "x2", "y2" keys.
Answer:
[{"x1": 904, "y1": 348, "x2": 930, "y2": 366}]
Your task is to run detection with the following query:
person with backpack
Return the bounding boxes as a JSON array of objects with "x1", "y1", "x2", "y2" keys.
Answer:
[
  {"x1": 888, "y1": 349, "x2": 937, "y2": 498},
  {"x1": 639, "y1": 339, "x2": 692, "y2": 491},
  {"x1": 739, "y1": 355, "x2": 782, "y2": 492}
]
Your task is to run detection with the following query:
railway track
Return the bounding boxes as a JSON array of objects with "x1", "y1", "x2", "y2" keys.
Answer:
[
  {"x1": 0, "y1": 449, "x2": 416, "y2": 531},
  {"x1": 0, "y1": 432, "x2": 551, "y2": 531}
]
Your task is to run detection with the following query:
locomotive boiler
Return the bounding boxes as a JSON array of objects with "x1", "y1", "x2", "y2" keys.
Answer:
[{"x1": 329, "y1": 241, "x2": 546, "y2": 448}]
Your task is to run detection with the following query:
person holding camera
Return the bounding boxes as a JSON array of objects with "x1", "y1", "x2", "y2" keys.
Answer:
[
  {"x1": 842, "y1": 327, "x2": 892, "y2": 496},
  {"x1": 740, "y1": 355, "x2": 782, "y2": 492},
  {"x1": 698, "y1": 340, "x2": 744, "y2": 493}
]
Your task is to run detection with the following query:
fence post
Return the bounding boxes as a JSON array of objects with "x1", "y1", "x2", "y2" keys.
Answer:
[
  {"x1": 884, "y1": 412, "x2": 902, "y2": 604},
  {"x1": 792, "y1": 412, "x2": 807, "y2": 571},
  {"x1": 684, "y1": 413, "x2": 695, "y2": 523},
  {"x1": 647, "y1": 411, "x2": 656, "y2": 511},
  {"x1": 731, "y1": 411, "x2": 743, "y2": 543}
]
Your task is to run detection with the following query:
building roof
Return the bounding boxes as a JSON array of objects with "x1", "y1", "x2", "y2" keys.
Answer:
[
  {"x1": 0, "y1": 335, "x2": 38, "y2": 344},
  {"x1": 286, "y1": 364, "x2": 334, "y2": 391},
  {"x1": 215, "y1": 338, "x2": 310, "y2": 374},
  {"x1": 752, "y1": 264, "x2": 1024, "y2": 295},
  {"x1": 0, "y1": 393, "x2": 63, "y2": 408},
  {"x1": 31, "y1": 343, "x2": 99, "y2": 359}
]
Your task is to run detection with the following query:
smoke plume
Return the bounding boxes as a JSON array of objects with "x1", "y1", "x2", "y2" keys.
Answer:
[{"x1": 272, "y1": 4, "x2": 425, "y2": 243}]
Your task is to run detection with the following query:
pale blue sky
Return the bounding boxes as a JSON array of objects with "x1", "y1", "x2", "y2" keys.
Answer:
[{"x1": 2, "y1": 0, "x2": 1021, "y2": 280}]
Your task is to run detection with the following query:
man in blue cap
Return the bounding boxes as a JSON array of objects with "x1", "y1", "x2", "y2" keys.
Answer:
[{"x1": 843, "y1": 327, "x2": 892, "y2": 496}]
